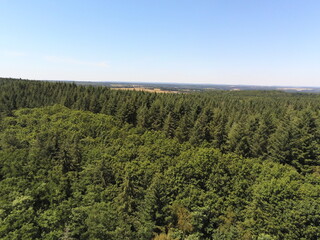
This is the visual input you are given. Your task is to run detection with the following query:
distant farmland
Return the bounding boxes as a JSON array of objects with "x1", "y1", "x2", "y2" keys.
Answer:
[{"x1": 111, "y1": 87, "x2": 179, "y2": 94}]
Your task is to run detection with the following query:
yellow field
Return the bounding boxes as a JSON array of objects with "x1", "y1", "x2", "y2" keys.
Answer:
[{"x1": 111, "y1": 87, "x2": 179, "y2": 94}]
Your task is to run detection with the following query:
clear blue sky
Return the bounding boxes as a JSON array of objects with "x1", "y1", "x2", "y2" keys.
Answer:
[{"x1": 1, "y1": 0, "x2": 320, "y2": 86}]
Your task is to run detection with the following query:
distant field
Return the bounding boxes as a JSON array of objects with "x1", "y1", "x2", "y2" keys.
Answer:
[
  {"x1": 111, "y1": 87, "x2": 179, "y2": 93},
  {"x1": 70, "y1": 81, "x2": 320, "y2": 93}
]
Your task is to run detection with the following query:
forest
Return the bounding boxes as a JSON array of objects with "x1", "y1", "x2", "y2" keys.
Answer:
[{"x1": 0, "y1": 78, "x2": 319, "y2": 240}]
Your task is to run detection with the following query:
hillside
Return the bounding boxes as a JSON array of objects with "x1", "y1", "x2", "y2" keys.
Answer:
[{"x1": 0, "y1": 78, "x2": 319, "y2": 239}]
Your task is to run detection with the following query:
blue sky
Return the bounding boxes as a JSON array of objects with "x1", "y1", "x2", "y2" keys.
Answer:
[{"x1": 1, "y1": 0, "x2": 320, "y2": 86}]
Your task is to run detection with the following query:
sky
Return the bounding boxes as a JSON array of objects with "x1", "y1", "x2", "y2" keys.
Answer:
[{"x1": 1, "y1": 0, "x2": 320, "y2": 87}]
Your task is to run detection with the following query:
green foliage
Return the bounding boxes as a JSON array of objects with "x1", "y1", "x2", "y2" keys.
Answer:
[{"x1": 0, "y1": 79, "x2": 319, "y2": 239}]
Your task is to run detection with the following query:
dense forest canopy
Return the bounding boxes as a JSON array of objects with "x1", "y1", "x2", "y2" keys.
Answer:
[{"x1": 0, "y1": 78, "x2": 319, "y2": 239}]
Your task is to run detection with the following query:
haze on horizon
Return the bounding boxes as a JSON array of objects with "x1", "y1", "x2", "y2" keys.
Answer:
[{"x1": 1, "y1": 0, "x2": 320, "y2": 87}]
